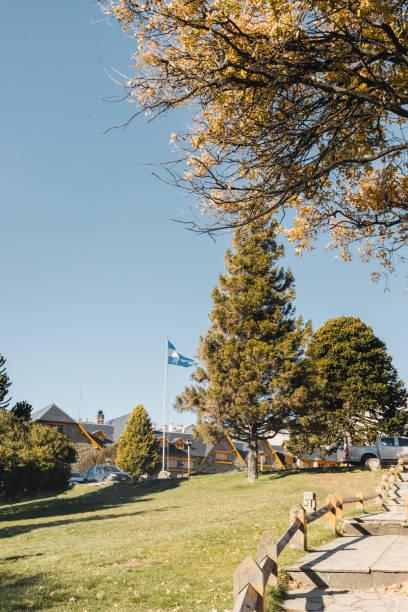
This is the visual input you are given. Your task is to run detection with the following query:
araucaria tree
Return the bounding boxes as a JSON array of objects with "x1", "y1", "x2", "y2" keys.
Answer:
[
  {"x1": 175, "y1": 217, "x2": 310, "y2": 482},
  {"x1": 289, "y1": 316, "x2": 408, "y2": 457},
  {"x1": 116, "y1": 405, "x2": 160, "y2": 477},
  {"x1": 102, "y1": 0, "x2": 408, "y2": 274},
  {"x1": 0, "y1": 354, "x2": 11, "y2": 408},
  {"x1": 10, "y1": 401, "x2": 32, "y2": 422}
]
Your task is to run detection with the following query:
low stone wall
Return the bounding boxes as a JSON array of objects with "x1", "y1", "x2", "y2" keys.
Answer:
[{"x1": 71, "y1": 443, "x2": 98, "y2": 469}]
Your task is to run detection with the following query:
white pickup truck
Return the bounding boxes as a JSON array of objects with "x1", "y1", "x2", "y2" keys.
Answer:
[{"x1": 345, "y1": 436, "x2": 408, "y2": 468}]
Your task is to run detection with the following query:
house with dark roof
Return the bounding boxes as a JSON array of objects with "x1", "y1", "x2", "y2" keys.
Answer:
[
  {"x1": 153, "y1": 429, "x2": 294, "y2": 474},
  {"x1": 31, "y1": 404, "x2": 114, "y2": 466},
  {"x1": 196, "y1": 435, "x2": 294, "y2": 474},
  {"x1": 31, "y1": 404, "x2": 294, "y2": 473},
  {"x1": 155, "y1": 431, "x2": 211, "y2": 474}
]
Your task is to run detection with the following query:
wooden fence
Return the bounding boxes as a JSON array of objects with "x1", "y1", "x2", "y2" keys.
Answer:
[{"x1": 233, "y1": 459, "x2": 405, "y2": 612}]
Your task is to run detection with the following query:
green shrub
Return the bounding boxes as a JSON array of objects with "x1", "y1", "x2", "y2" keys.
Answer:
[{"x1": 0, "y1": 409, "x2": 75, "y2": 498}]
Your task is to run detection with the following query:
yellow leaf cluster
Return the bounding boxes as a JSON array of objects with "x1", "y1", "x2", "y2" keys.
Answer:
[{"x1": 99, "y1": 0, "x2": 408, "y2": 274}]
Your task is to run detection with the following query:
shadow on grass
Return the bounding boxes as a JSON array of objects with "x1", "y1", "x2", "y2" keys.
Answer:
[
  {"x1": 0, "y1": 510, "x2": 148, "y2": 540},
  {"x1": 0, "y1": 479, "x2": 181, "y2": 523},
  {"x1": 0, "y1": 571, "x2": 69, "y2": 611},
  {"x1": 265, "y1": 466, "x2": 363, "y2": 480},
  {"x1": 4, "y1": 553, "x2": 43, "y2": 562}
]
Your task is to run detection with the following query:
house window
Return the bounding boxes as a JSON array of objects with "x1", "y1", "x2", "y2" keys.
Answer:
[
  {"x1": 181, "y1": 458, "x2": 196, "y2": 468},
  {"x1": 215, "y1": 451, "x2": 232, "y2": 463},
  {"x1": 174, "y1": 439, "x2": 185, "y2": 449},
  {"x1": 167, "y1": 459, "x2": 178, "y2": 469}
]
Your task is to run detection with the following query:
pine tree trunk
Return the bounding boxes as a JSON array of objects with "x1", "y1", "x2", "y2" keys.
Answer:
[{"x1": 247, "y1": 439, "x2": 258, "y2": 483}]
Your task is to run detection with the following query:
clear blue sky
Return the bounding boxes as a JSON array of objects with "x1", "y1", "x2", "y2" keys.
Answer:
[{"x1": 1, "y1": 1, "x2": 407, "y2": 427}]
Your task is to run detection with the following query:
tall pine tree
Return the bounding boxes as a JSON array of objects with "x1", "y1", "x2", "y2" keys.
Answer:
[
  {"x1": 175, "y1": 217, "x2": 311, "y2": 482},
  {"x1": 116, "y1": 405, "x2": 160, "y2": 477}
]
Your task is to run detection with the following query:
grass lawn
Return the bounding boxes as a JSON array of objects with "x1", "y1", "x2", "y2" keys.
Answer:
[{"x1": 0, "y1": 468, "x2": 382, "y2": 611}]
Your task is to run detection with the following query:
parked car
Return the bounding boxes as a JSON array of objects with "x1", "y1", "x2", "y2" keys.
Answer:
[
  {"x1": 83, "y1": 465, "x2": 131, "y2": 483},
  {"x1": 345, "y1": 436, "x2": 408, "y2": 468},
  {"x1": 69, "y1": 472, "x2": 85, "y2": 486}
]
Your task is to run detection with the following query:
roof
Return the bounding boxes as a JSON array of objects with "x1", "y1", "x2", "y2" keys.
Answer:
[
  {"x1": 154, "y1": 430, "x2": 211, "y2": 458},
  {"x1": 268, "y1": 443, "x2": 293, "y2": 458},
  {"x1": 164, "y1": 443, "x2": 198, "y2": 459},
  {"x1": 106, "y1": 412, "x2": 211, "y2": 454},
  {"x1": 31, "y1": 403, "x2": 77, "y2": 424},
  {"x1": 80, "y1": 422, "x2": 114, "y2": 440},
  {"x1": 106, "y1": 413, "x2": 132, "y2": 442},
  {"x1": 232, "y1": 440, "x2": 249, "y2": 461}
]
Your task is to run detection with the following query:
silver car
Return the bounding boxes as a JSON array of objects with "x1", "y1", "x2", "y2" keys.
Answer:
[
  {"x1": 69, "y1": 472, "x2": 85, "y2": 486},
  {"x1": 84, "y1": 465, "x2": 131, "y2": 483}
]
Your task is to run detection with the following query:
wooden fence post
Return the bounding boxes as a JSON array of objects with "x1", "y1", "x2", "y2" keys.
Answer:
[
  {"x1": 324, "y1": 495, "x2": 336, "y2": 533},
  {"x1": 375, "y1": 486, "x2": 382, "y2": 506},
  {"x1": 406, "y1": 496, "x2": 408, "y2": 522},
  {"x1": 289, "y1": 505, "x2": 307, "y2": 551},
  {"x1": 335, "y1": 495, "x2": 343, "y2": 520},
  {"x1": 355, "y1": 492, "x2": 364, "y2": 511},
  {"x1": 233, "y1": 557, "x2": 265, "y2": 612},
  {"x1": 381, "y1": 476, "x2": 388, "y2": 503},
  {"x1": 257, "y1": 531, "x2": 278, "y2": 587}
]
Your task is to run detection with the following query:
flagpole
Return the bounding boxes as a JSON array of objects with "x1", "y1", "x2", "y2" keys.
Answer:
[{"x1": 162, "y1": 336, "x2": 168, "y2": 471}]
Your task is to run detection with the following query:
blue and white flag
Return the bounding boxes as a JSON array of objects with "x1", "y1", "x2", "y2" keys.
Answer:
[{"x1": 168, "y1": 340, "x2": 197, "y2": 367}]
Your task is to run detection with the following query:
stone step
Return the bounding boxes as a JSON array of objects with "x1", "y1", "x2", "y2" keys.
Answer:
[
  {"x1": 343, "y1": 512, "x2": 408, "y2": 536},
  {"x1": 286, "y1": 535, "x2": 408, "y2": 589},
  {"x1": 387, "y1": 494, "x2": 407, "y2": 501},
  {"x1": 283, "y1": 588, "x2": 408, "y2": 611},
  {"x1": 383, "y1": 503, "x2": 406, "y2": 511}
]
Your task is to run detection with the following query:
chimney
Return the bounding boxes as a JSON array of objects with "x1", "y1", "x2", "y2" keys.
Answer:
[{"x1": 96, "y1": 410, "x2": 104, "y2": 425}]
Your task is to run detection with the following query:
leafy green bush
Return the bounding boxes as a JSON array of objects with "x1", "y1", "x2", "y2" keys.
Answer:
[{"x1": 0, "y1": 409, "x2": 75, "y2": 498}]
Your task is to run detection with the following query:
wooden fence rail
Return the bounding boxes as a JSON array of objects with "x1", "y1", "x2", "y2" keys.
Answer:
[{"x1": 233, "y1": 458, "x2": 404, "y2": 612}]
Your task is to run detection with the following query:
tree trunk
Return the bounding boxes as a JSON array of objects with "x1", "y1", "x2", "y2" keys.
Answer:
[{"x1": 247, "y1": 439, "x2": 258, "y2": 483}]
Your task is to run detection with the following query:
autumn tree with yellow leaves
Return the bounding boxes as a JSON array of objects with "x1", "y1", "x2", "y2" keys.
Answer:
[{"x1": 101, "y1": 0, "x2": 408, "y2": 273}]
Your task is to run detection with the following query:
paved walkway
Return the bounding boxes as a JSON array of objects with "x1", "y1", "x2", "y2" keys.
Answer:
[
  {"x1": 285, "y1": 535, "x2": 408, "y2": 588},
  {"x1": 284, "y1": 587, "x2": 408, "y2": 611}
]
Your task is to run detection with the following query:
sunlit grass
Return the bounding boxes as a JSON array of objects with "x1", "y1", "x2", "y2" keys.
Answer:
[{"x1": 0, "y1": 468, "x2": 382, "y2": 611}]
